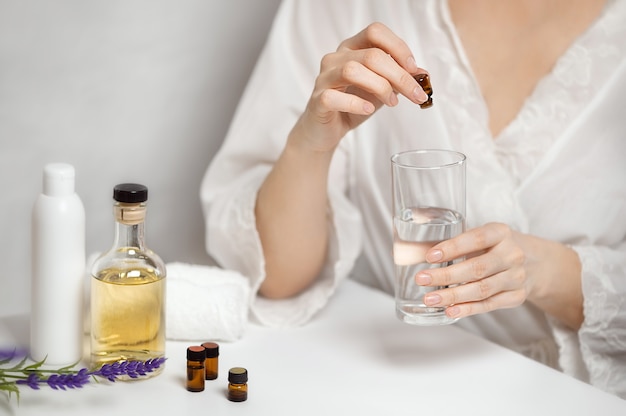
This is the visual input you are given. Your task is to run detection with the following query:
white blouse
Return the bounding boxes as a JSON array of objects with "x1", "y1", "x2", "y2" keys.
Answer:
[{"x1": 201, "y1": 0, "x2": 626, "y2": 398}]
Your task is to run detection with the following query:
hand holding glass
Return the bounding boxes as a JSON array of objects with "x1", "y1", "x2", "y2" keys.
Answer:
[{"x1": 391, "y1": 149, "x2": 466, "y2": 326}]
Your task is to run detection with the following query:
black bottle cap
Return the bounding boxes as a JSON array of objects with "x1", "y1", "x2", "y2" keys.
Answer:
[
  {"x1": 228, "y1": 367, "x2": 248, "y2": 384},
  {"x1": 201, "y1": 342, "x2": 219, "y2": 358},
  {"x1": 187, "y1": 346, "x2": 206, "y2": 361},
  {"x1": 114, "y1": 183, "x2": 148, "y2": 203}
]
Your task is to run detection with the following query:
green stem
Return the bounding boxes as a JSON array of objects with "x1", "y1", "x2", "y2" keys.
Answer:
[
  {"x1": 0, "y1": 374, "x2": 29, "y2": 380},
  {"x1": 26, "y1": 369, "x2": 76, "y2": 374},
  {"x1": 1, "y1": 369, "x2": 76, "y2": 376}
]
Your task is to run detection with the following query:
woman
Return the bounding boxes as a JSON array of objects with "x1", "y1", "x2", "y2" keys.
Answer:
[{"x1": 201, "y1": 0, "x2": 626, "y2": 397}]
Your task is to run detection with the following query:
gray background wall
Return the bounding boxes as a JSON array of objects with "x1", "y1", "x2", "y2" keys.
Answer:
[{"x1": 0, "y1": 0, "x2": 283, "y2": 315}]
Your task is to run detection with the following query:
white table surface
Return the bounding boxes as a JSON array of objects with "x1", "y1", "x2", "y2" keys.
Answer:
[{"x1": 1, "y1": 279, "x2": 624, "y2": 415}]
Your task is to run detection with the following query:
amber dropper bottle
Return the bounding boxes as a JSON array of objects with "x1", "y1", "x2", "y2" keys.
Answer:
[
  {"x1": 201, "y1": 342, "x2": 219, "y2": 380},
  {"x1": 414, "y1": 73, "x2": 433, "y2": 109},
  {"x1": 186, "y1": 346, "x2": 206, "y2": 392}
]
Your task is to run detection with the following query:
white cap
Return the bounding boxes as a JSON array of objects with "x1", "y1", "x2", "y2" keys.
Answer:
[{"x1": 43, "y1": 163, "x2": 75, "y2": 197}]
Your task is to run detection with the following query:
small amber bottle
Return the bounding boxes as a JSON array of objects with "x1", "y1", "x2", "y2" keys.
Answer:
[
  {"x1": 227, "y1": 367, "x2": 248, "y2": 402},
  {"x1": 201, "y1": 342, "x2": 219, "y2": 380},
  {"x1": 186, "y1": 346, "x2": 206, "y2": 392},
  {"x1": 414, "y1": 73, "x2": 433, "y2": 109}
]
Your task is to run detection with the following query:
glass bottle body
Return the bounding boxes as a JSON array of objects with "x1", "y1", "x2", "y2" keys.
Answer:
[
  {"x1": 201, "y1": 342, "x2": 219, "y2": 380},
  {"x1": 90, "y1": 200, "x2": 166, "y2": 377},
  {"x1": 186, "y1": 346, "x2": 206, "y2": 392},
  {"x1": 228, "y1": 367, "x2": 248, "y2": 402},
  {"x1": 228, "y1": 383, "x2": 248, "y2": 402}
]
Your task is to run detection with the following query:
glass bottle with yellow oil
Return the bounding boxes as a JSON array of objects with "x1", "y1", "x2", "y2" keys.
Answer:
[{"x1": 90, "y1": 183, "x2": 166, "y2": 378}]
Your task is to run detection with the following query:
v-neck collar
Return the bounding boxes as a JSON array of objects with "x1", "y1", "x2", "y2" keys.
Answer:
[{"x1": 435, "y1": 0, "x2": 625, "y2": 185}]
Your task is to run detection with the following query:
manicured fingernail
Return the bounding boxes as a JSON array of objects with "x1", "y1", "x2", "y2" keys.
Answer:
[
  {"x1": 406, "y1": 56, "x2": 418, "y2": 72},
  {"x1": 446, "y1": 306, "x2": 461, "y2": 318},
  {"x1": 388, "y1": 91, "x2": 399, "y2": 106},
  {"x1": 363, "y1": 101, "x2": 375, "y2": 113},
  {"x1": 426, "y1": 249, "x2": 443, "y2": 263},
  {"x1": 415, "y1": 272, "x2": 432, "y2": 285},
  {"x1": 413, "y1": 86, "x2": 428, "y2": 103},
  {"x1": 424, "y1": 293, "x2": 441, "y2": 306}
]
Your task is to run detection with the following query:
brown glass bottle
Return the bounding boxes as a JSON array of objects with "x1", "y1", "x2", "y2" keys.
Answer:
[
  {"x1": 201, "y1": 342, "x2": 219, "y2": 380},
  {"x1": 186, "y1": 346, "x2": 206, "y2": 392},
  {"x1": 227, "y1": 367, "x2": 248, "y2": 402},
  {"x1": 414, "y1": 73, "x2": 433, "y2": 109}
]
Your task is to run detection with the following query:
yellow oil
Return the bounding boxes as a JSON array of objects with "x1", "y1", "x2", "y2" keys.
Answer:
[{"x1": 90, "y1": 266, "x2": 165, "y2": 377}]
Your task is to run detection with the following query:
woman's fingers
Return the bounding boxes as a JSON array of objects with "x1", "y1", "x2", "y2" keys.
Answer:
[
  {"x1": 417, "y1": 235, "x2": 524, "y2": 287},
  {"x1": 415, "y1": 223, "x2": 530, "y2": 319},
  {"x1": 423, "y1": 267, "x2": 526, "y2": 307},
  {"x1": 426, "y1": 222, "x2": 514, "y2": 265},
  {"x1": 338, "y1": 22, "x2": 418, "y2": 73},
  {"x1": 317, "y1": 57, "x2": 396, "y2": 107},
  {"x1": 444, "y1": 290, "x2": 528, "y2": 319},
  {"x1": 321, "y1": 23, "x2": 429, "y2": 105},
  {"x1": 315, "y1": 87, "x2": 377, "y2": 115},
  {"x1": 298, "y1": 22, "x2": 429, "y2": 152},
  {"x1": 319, "y1": 49, "x2": 427, "y2": 106}
]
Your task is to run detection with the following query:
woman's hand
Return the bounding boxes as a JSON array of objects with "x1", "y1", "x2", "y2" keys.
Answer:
[
  {"x1": 415, "y1": 222, "x2": 583, "y2": 329},
  {"x1": 292, "y1": 22, "x2": 429, "y2": 154}
]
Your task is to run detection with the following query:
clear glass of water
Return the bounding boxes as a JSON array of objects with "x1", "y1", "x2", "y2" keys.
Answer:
[{"x1": 391, "y1": 149, "x2": 466, "y2": 326}]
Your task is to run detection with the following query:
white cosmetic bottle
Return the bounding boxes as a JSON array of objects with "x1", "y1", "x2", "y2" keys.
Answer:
[{"x1": 31, "y1": 163, "x2": 86, "y2": 365}]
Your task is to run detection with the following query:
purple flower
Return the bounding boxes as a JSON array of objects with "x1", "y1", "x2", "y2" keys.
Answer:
[
  {"x1": 46, "y1": 369, "x2": 90, "y2": 390},
  {"x1": 15, "y1": 369, "x2": 90, "y2": 391},
  {"x1": 16, "y1": 373, "x2": 41, "y2": 390},
  {"x1": 144, "y1": 357, "x2": 167, "y2": 372},
  {"x1": 89, "y1": 357, "x2": 166, "y2": 382},
  {"x1": 49, "y1": 372, "x2": 87, "y2": 390}
]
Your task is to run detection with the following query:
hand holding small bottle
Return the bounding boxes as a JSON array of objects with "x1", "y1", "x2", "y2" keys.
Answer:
[{"x1": 291, "y1": 22, "x2": 430, "y2": 155}]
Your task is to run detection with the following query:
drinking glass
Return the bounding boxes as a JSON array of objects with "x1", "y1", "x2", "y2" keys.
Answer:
[{"x1": 391, "y1": 149, "x2": 466, "y2": 325}]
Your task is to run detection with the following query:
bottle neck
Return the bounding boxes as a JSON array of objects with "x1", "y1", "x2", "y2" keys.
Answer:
[
  {"x1": 114, "y1": 221, "x2": 146, "y2": 249},
  {"x1": 113, "y1": 202, "x2": 147, "y2": 250}
]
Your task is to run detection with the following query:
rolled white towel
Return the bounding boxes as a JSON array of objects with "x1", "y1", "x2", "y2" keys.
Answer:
[{"x1": 165, "y1": 262, "x2": 251, "y2": 342}]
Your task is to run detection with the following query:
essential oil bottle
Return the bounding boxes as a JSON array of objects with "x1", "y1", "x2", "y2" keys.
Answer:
[
  {"x1": 201, "y1": 342, "x2": 219, "y2": 380},
  {"x1": 186, "y1": 346, "x2": 206, "y2": 392},
  {"x1": 90, "y1": 183, "x2": 166, "y2": 377},
  {"x1": 228, "y1": 367, "x2": 248, "y2": 402},
  {"x1": 415, "y1": 73, "x2": 433, "y2": 109}
]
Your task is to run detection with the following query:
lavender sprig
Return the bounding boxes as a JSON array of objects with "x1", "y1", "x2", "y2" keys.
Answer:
[
  {"x1": 0, "y1": 349, "x2": 166, "y2": 402},
  {"x1": 90, "y1": 357, "x2": 167, "y2": 382},
  {"x1": 16, "y1": 369, "x2": 91, "y2": 390}
]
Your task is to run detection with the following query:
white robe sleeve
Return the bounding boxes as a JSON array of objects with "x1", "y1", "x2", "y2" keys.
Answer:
[{"x1": 551, "y1": 243, "x2": 626, "y2": 398}]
